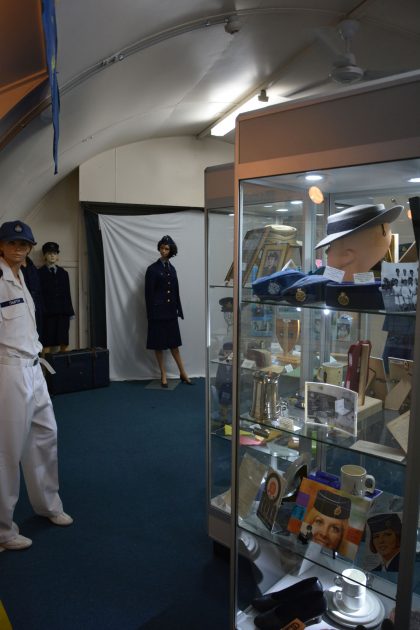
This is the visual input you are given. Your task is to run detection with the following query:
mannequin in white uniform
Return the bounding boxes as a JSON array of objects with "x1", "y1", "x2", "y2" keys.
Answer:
[{"x1": 0, "y1": 220, "x2": 73, "y2": 551}]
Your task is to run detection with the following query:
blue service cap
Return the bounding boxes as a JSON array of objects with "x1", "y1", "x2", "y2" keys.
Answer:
[
  {"x1": 314, "y1": 489, "x2": 351, "y2": 520},
  {"x1": 0, "y1": 220, "x2": 36, "y2": 245},
  {"x1": 252, "y1": 269, "x2": 305, "y2": 300},
  {"x1": 282, "y1": 274, "x2": 333, "y2": 305},
  {"x1": 325, "y1": 281, "x2": 384, "y2": 310}
]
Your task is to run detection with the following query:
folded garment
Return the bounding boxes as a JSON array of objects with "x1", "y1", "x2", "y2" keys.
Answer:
[{"x1": 252, "y1": 269, "x2": 305, "y2": 299}]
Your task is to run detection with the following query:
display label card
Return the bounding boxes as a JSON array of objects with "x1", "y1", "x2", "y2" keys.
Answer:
[
  {"x1": 353, "y1": 271, "x2": 375, "y2": 284},
  {"x1": 284, "y1": 364, "x2": 294, "y2": 373},
  {"x1": 241, "y1": 359, "x2": 256, "y2": 369},
  {"x1": 323, "y1": 266, "x2": 345, "y2": 282}
]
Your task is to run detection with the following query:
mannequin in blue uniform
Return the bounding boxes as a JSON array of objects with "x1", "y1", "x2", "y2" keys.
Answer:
[
  {"x1": 39, "y1": 241, "x2": 74, "y2": 353},
  {"x1": 0, "y1": 220, "x2": 73, "y2": 551},
  {"x1": 145, "y1": 235, "x2": 193, "y2": 387}
]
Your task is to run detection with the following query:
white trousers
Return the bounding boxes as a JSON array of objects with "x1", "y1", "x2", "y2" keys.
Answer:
[{"x1": 0, "y1": 362, "x2": 63, "y2": 543}]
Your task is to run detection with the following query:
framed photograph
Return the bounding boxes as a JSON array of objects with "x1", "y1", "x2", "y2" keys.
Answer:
[
  {"x1": 287, "y1": 477, "x2": 371, "y2": 560},
  {"x1": 257, "y1": 244, "x2": 288, "y2": 279},
  {"x1": 224, "y1": 226, "x2": 271, "y2": 284},
  {"x1": 257, "y1": 468, "x2": 286, "y2": 532},
  {"x1": 305, "y1": 382, "x2": 358, "y2": 436},
  {"x1": 381, "y1": 261, "x2": 418, "y2": 312},
  {"x1": 363, "y1": 511, "x2": 402, "y2": 573}
]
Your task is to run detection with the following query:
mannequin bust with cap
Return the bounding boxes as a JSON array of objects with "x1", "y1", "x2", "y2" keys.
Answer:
[
  {"x1": 39, "y1": 241, "x2": 74, "y2": 354},
  {"x1": 315, "y1": 204, "x2": 403, "y2": 281}
]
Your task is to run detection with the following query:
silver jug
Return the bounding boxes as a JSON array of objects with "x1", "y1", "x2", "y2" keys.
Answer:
[{"x1": 250, "y1": 370, "x2": 281, "y2": 422}]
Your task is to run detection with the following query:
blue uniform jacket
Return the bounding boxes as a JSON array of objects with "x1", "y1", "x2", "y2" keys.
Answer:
[
  {"x1": 145, "y1": 259, "x2": 184, "y2": 321},
  {"x1": 39, "y1": 265, "x2": 75, "y2": 316}
]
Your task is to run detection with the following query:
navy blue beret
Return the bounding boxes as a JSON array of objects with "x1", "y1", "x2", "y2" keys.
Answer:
[
  {"x1": 252, "y1": 269, "x2": 305, "y2": 300},
  {"x1": 325, "y1": 281, "x2": 384, "y2": 310},
  {"x1": 281, "y1": 274, "x2": 333, "y2": 305}
]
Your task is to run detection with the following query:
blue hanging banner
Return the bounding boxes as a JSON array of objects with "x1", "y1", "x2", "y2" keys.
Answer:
[{"x1": 42, "y1": 0, "x2": 60, "y2": 174}]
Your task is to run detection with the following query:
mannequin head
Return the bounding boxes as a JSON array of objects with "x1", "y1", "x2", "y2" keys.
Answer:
[
  {"x1": 326, "y1": 223, "x2": 392, "y2": 281},
  {"x1": 0, "y1": 221, "x2": 36, "y2": 271},
  {"x1": 157, "y1": 235, "x2": 177, "y2": 258},
  {"x1": 315, "y1": 204, "x2": 402, "y2": 281},
  {"x1": 42, "y1": 241, "x2": 60, "y2": 266}
]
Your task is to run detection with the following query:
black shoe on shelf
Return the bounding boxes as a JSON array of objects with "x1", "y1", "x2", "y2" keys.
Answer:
[
  {"x1": 254, "y1": 590, "x2": 327, "y2": 630},
  {"x1": 252, "y1": 576, "x2": 323, "y2": 613}
]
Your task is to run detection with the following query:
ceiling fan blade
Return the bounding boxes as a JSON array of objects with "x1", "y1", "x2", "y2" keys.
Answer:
[
  {"x1": 314, "y1": 26, "x2": 344, "y2": 61},
  {"x1": 286, "y1": 77, "x2": 331, "y2": 98},
  {"x1": 363, "y1": 69, "x2": 409, "y2": 81}
]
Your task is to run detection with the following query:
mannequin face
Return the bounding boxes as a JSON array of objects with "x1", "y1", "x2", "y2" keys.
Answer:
[
  {"x1": 44, "y1": 251, "x2": 59, "y2": 265},
  {"x1": 0, "y1": 240, "x2": 32, "y2": 267},
  {"x1": 159, "y1": 244, "x2": 170, "y2": 259},
  {"x1": 326, "y1": 223, "x2": 392, "y2": 281}
]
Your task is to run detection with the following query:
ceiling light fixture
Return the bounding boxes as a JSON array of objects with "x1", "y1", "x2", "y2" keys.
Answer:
[
  {"x1": 276, "y1": 208, "x2": 288, "y2": 212},
  {"x1": 290, "y1": 200, "x2": 303, "y2": 205},
  {"x1": 408, "y1": 177, "x2": 420, "y2": 183},
  {"x1": 210, "y1": 91, "x2": 288, "y2": 137},
  {"x1": 305, "y1": 174, "x2": 323, "y2": 181}
]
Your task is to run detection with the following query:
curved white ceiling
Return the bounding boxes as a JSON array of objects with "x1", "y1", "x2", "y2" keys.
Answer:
[{"x1": 1, "y1": 0, "x2": 420, "y2": 220}]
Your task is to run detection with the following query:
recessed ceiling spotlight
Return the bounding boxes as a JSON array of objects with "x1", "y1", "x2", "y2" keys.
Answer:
[
  {"x1": 276, "y1": 208, "x2": 288, "y2": 212},
  {"x1": 316, "y1": 213, "x2": 324, "y2": 216},
  {"x1": 291, "y1": 200, "x2": 303, "y2": 205},
  {"x1": 305, "y1": 174, "x2": 323, "y2": 182},
  {"x1": 408, "y1": 177, "x2": 420, "y2": 183},
  {"x1": 263, "y1": 204, "x2": 273, "y2": 208}
]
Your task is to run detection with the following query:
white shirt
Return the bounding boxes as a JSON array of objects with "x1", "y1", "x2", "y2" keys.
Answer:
[{"x1": 0, "y1": 258, "x2": 42, "y2": 358}]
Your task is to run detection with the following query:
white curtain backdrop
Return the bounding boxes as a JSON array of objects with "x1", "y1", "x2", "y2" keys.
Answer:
[{"x1": 99, "y1": 212, "x2": 205, "y2": 381}]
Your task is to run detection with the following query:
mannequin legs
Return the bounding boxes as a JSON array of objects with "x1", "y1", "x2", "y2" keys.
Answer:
[
  {"x1": 169, "y1": 347, "x2": 191, "y2": 384},
  {"x1": 154, "y1": 350, "x2": 167, "y2": 386},
  {"x1": 154, "y1": 347, "x2": 191, "y2": 385}
]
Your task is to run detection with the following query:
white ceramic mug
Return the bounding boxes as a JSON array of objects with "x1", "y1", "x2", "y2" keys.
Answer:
[
  {"x1": 341, "y1": 464, "x2": 375, "y2": 497},
  {"x1": 334, "y1": 568, "x2": 367, "y2": 611},
  {"x1": 317, "y1": 361, "x2": 344, "y2": 386}
]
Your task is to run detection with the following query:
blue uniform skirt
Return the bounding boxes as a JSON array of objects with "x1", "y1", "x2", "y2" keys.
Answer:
[{"x1": 147, "y1": 318, "x2": 182, "y2": 350}]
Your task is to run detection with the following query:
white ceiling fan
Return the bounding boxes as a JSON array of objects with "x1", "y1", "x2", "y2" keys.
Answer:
[{"x1": 288, "y1": 19, "x2": 402, "y2": 97}]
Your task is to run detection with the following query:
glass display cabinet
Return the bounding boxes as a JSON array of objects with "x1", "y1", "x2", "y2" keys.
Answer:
[
  {"x1": 205, "y1": 163, "x2": 235, "y2": 548},
  {"x1": 229, "y1": 72, "x2": 420, "y2": 629}
]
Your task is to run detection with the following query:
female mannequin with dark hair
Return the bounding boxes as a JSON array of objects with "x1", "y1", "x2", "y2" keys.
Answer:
[{"x1": 145, "y1": 235, "x2": 193, "y2": 387}]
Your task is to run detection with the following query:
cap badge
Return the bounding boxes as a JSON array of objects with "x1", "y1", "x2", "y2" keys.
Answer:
[
  {"x1": 338, "y1": 292, "x2": 350, "y2": 306},
  {"x1": 334, "y1": 506, "x2": 342, "y2": 517},
  {"x1": 295, "y1": 288, "x2": 306, "y2": 302},
  {"x1": 268, "y1": 281, "x2": 280, "y2": 295},
  {"x1": 14, "y1": 224, "x2": 23, "y2": 233}
]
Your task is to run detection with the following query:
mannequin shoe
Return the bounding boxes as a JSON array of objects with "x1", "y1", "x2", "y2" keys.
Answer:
[
  {"x1": 48, "y1": 512, "x2": 74, "y2": 526},
  {"x1": 0, "y1": 534, "x2": 32, "y2": 550},
  {"x1": 252, "y1": 576, "x2": 323, "y2": 612}
]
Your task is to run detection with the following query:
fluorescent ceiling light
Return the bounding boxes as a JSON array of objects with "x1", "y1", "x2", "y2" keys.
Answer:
[
  {"x1": 210, "y1": 93, "x2": 288, "y2": 136},
  {"x1": 263, "y1": 204, "x2": 273, "y2": 208},
  {"x1": 291, "y1": 200, "x2": 303, "y2": 205},
  {"x1": 305, "y1": 174, "x2": 323, "y2": 181},
  {"x1": 229, "y1": 213, "x2": 234, "y2": 216},
  {"x1": 276, "y1": 208, "x2": 288, "y2": 212},
  {"x1": 408, "y1": 177, "x2": 420, "y2": 183}
]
